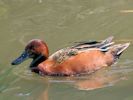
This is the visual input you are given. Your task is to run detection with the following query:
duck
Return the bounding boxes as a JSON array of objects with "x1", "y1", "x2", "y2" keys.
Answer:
[{"x1": 11, "y1": 36, "x2": 130, "y2": 76}]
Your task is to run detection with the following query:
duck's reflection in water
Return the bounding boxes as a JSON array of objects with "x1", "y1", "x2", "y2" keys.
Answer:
[
  {"x1": 39, "y1": 67, "x2": 130, "y2": 99},
  {"x1": 74, "y1": 68, "x2": 126, "y2": 90},
  {"x1": 37, "y1": 67, "x2": 129, "y2": 100},
  {"x1": 38, "y1": 88, "x2": 49, "y2": 100},
  {"x1": 15, "y1": 65, "x2": 132, "y2": 100}
]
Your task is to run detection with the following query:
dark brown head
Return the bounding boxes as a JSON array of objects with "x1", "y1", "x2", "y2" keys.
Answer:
[{"x1": 11, "y1": 39, "x2": 49, "y2": 67}]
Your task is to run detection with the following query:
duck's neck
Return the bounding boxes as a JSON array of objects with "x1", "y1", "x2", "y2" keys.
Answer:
[{"x1": 30, "y1": 55, "x2": 47, "y2": 73}]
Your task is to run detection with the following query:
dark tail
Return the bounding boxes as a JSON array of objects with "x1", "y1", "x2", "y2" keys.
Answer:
[{"x1": 107, "y1": 43, "x2": 130, "y2": 58}]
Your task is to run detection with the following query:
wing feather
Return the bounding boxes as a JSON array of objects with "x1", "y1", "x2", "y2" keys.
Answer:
[{"x1": 49, "y1": 36, "x2": 114, "y2": 63}]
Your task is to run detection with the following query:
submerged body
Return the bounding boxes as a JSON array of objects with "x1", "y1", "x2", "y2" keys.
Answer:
[{"x1": 11, "y1": 36, "x2": 130, "y2": 76}]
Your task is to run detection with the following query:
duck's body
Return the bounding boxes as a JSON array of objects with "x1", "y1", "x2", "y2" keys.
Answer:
[
  {"x1": 38, "y1": 50, "x2": 113, "y2": 76},
  {"x1": 11, "y1": 36, "x2": 130, "y2": 76}
]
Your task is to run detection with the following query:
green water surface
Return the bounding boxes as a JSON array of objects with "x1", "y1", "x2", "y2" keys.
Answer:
[{"x1": 0, "y1": 0, "x2": 133, "y2": 100}]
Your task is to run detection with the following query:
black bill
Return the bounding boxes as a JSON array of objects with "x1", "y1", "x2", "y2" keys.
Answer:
[{"x1": 11, "y1": 51, "x2": 29, "y2": 65}]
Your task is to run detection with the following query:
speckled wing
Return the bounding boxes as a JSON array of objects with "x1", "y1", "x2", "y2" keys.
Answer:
[
  {"x1": 49, "y1": 48, "x2": 78, "y2": 63},
  {"x1": 49, "y1": 36, "x2": 114, "y2": 64}
]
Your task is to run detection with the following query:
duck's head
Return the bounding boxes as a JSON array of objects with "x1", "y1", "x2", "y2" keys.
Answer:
[{"x1": 11, "y1": 39, "x2": 49, "y2": 68}]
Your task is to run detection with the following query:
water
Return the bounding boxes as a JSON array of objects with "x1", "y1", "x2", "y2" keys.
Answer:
[{"x1": 0, "y1": 0, "x2": 133, "y2": 100}]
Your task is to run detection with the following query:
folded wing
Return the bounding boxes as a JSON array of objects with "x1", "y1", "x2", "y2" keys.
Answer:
[{"x1": 49, "y1": 36, "x2": 114, "y2": 63}]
